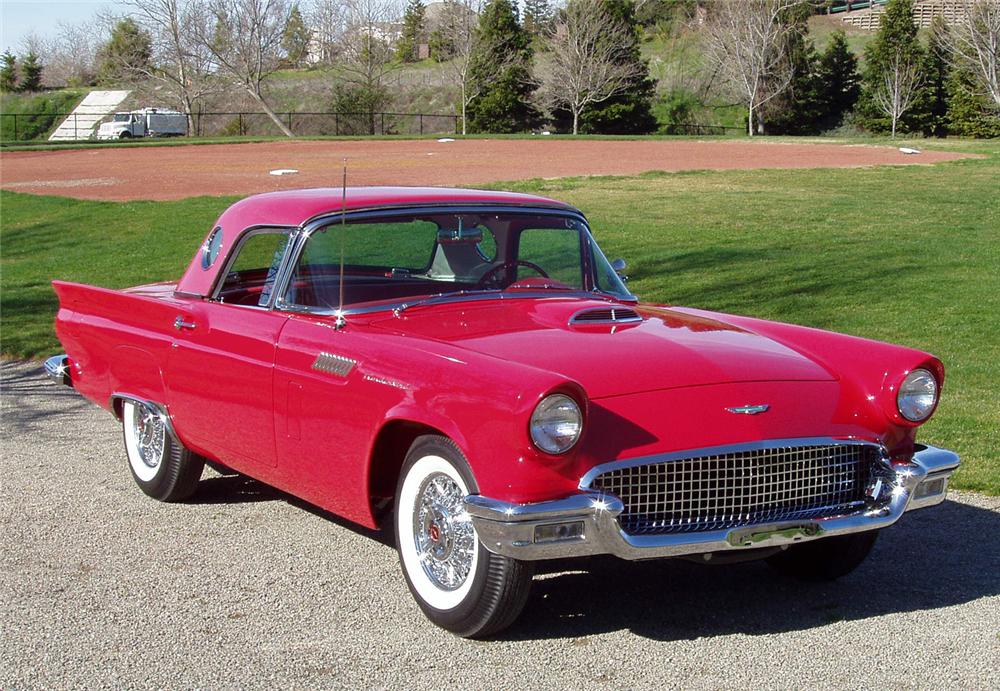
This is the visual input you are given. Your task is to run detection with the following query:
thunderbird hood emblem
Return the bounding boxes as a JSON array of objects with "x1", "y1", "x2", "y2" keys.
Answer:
[{"x1": 726, "y1": 404, "x2": 770, "y2": 415}]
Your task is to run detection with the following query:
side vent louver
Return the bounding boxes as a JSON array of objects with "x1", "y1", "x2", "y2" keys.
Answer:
[{"x1": 569, "y1": 307, "x2": 642, "y2": 326}]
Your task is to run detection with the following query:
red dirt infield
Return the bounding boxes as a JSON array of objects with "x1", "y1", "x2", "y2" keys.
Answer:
[{"x1": 0, "y1": 138, "x2": 970, "y2": 202}]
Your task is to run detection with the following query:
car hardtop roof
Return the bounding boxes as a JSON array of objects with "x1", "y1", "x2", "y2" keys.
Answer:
[{"x1": 219, "y1": 186, "x2": 579, "y2": 229}]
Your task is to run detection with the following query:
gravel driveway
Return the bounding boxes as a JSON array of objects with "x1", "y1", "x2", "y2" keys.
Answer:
[{"x1": 2, "y1": 360, "x2": 998, "y2": 690}]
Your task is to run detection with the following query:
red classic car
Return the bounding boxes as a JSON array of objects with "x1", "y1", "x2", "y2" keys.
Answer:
[{"x1": 47, "y1": 187, "x2": 959, "y2": 637}]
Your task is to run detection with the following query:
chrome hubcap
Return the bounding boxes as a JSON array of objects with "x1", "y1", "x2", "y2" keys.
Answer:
[
  {"x1": 133, "y1": 404, "x2": 165, "y2": 469},
  {"x1": 414, "y1": 472, "x2": 476, "y2": 591}
]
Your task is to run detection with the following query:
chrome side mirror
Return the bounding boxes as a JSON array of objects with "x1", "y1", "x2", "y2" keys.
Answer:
[{"x1": 611, "y1": 258, "x2": 628, "y2": 282}]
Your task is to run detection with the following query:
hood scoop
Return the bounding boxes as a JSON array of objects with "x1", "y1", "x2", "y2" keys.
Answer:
[{"x1": 569, "y1": 306, "x2": 642, "y2": 326}]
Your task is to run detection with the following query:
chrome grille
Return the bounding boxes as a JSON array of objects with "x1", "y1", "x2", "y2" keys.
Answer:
[{"x1": 589, "y1": 443, "x2": 880, "y2": 535}]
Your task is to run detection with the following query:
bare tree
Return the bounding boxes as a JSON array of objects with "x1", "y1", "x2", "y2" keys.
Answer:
[
  {"x1": 703, "y1": 0, "x2": 807, "y2": 136},
  {"x1": 871, "y1": 48, "x2": 923, "y2": 137},
  {"x1": 544, "y1": 0, "x2": 647, "y2": 135},
  {"x1": 41, "y1": 20, "x2": 105, "y2": 86},
  {"x1": 339, "y1": 0, "x2": 403, "y2": 105},
  {"x1": 192, "y1": 0, "x2": 295, "y2": 136},
  {"x1": 435, "y1": 0, "x2": 503, "y2": 135},
  {"x1": 120, "y1": 0, "x2": 218, "y2": 131},
  {"x1": 306, "y1": 0, "x2": 347, "y2": 65},
  {"x1": 945, "y1": 0, "x2": 1000, "y2": 110}
]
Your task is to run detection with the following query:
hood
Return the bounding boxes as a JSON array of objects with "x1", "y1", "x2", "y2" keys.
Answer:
[{"x1": 368, "y1": 298, "x2": 835, "y2": 398}]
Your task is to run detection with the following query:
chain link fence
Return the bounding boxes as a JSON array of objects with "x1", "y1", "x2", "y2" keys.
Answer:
[{"x1": 0, "y1": 110, "x2": 461, "y2": 143}]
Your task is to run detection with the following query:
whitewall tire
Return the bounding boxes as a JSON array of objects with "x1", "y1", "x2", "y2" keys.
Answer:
[
  {"x1": 121, "y1": 399, "x2": 203, "y2": 502},
  {"x1": 394, "y1": 435, "x2": 534, "y2": 638}
]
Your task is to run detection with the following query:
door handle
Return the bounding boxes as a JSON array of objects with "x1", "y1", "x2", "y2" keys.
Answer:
[{"x1": 173, "y1": 316, "x2": 197, "y2": 331}]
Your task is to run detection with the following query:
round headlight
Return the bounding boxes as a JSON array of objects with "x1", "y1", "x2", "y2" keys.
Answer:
[
  {"x1": 530, "y1": 394, "x2": 583, "y2": 455},
  {"x1": 897, "y1": 368, "x2": 938, "y2": 422}
]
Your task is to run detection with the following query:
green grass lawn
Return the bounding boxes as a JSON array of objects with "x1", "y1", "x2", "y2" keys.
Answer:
[{"x1": 1, "y1": 138, "x2": 997, "y2": 493}]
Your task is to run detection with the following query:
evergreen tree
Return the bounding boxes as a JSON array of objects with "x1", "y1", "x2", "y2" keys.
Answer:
[
  {"x1": 523, "y1": 0, "x2": 553, "y2": 37},
  {"x1": 922, "y1": 16, "x2": 950, "y2": 137},
  {"x1": 282, "y1": 4, "x2": 312, "y2": 68},
  {"x1": 946, "y1": 68, "x2": 1000, "y2": 138},
  {"x1": 816, "y1": 30, "x2": 860, "y2": 129},
  {"x1": 765, "y1": 7, "x2": 823, "y2": 135},
  {"x1": 97, "y1": 17, "x2": 153, "y2": 83},
  {"x1": 858, "y1": 0, "x2": 926, "y2": 135},
  {"x1": 466, "y1": 0, "x2": 539, "y2": 133},
  {"x1": 20, "y1": 51, "x2": 42, "y2": 92},
  {"x1": 397, "y1": 0, "x2": 427, "y2": 63},
  {"x1": 0, "y1": 50, "x2": 17, "y2": 92},
  {"x1": 553, "y1": 0, "x2": 655, "y2": 134}
]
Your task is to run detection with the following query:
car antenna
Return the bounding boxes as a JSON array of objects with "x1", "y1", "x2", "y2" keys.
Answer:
[{"x1": 335, "y1": 158, "x2": 347, "y2": 329}]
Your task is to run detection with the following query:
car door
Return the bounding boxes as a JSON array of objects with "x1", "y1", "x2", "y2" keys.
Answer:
[{"x1": 166, "y1": 228, "x2": 293, "y2": 470}]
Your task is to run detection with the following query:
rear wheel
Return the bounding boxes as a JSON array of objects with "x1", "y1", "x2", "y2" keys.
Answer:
[
  {"x1": 766, "y1": 530, "x2": 878, "y2": 582},
  {"x1": 122, "y1": 399, "x2": 203, "y2": 501},
  {"x1": 395, "y1": 435, "x2": 533, "y2": 638}
]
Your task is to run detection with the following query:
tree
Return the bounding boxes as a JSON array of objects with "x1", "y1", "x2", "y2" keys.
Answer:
[
  {"x1": 872, "y1": 49, "x2": 923, "y2": 136},
  {"x1": 338, "y1": 0, "x2": 403, "y2": 133},
  {"x1": 20, "y1": 51, "x2": 43, "y2": 92},
  {"x1": 465, "y1": 0, "x2": 539, "y2": 133},
  {"x1": 282, "y1": 4, "x2": 312, "y2": 67},
  {"x1": 522, "y1": 0, "x2": 553, "y2": 37},
  {"x1": 97, "y1": 17, "x2": 153, "y2": 83},
  {"x1": 193, "y1": 0, "x2": 295, "y2": 137},
  {"x1": 566, "y1": 0, "x2": 656, "y2": 134},
  {"x1": 923, "y1": 16, "x2": 951, "y2": 137},
  {"x1": 0, "y1": 51, "x2": 17, "y2": 92},
  {"x1": 123, "y1": 0, "x2": 218, "y2": 133},
  {"x1": 544, "y1": 0, "x2": 649, "y2": 134},
  {"x1": 307, "y1": 0, "x2": 346, "y2": 65},
  {"x1": 947, "y1": 66, "x2": 1000, "y2": 137},
  {"x1": 703, "y1": 0, "x2": 806, "y2": 136},
  {"x1": 816, "y1": 30, "x2": 860, "y2": 128},
  {"x1": 431, "y1": 0, "x2": 486, "y2": 133},
  {"x1": 943, "y1": 0, "x2": 1000, "y2": 112},
  {"x1": 860, "y1": 0, "x2": 925, "y2": 135},
  {"x1": 397, "y1": 0, "x2": 427, "y2": 62},
  {"x1": 763, "y1": 5, "x2": 824, "y2": 135}
]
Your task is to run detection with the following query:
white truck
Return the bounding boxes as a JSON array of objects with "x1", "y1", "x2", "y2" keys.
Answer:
[{"x1": 96, "y1": 108, "x2": 187, "y2": 140}]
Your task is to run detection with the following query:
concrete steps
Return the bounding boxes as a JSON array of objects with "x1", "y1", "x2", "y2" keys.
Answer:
[
  {"x1": 48, "y1": 90, "x2": 131, "y2": 141},
  {"x1": 839, "y1": 0, "x2": 968, "y2": 31}
]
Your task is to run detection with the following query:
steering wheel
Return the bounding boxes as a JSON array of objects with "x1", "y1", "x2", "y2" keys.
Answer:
[{"x1": 476, "y1": 260, "x2": 549, "y2": 289}]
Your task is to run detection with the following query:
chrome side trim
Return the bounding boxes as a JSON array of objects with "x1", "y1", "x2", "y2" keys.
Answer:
[
  {"x1": 466, "y1": 442, "x2": 959, "y2": 561},
  {"x1": 108, "y1": 393, "x2": 181, "y2": 446},
  {"x1": 312, "y1": 352, "x2": 356, "y2": 377},
  {"x1": 44, "y1": 354, "x2": 73, "y2": 388}
]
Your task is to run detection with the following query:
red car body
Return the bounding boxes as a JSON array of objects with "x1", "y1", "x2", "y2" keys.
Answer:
[{"x1": 47, "y1": 187, "x2": 959, "y2": 636}]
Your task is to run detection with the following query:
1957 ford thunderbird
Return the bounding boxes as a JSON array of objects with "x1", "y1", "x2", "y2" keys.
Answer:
[{"x1": 46, "y1": 187, "x2": 959, "y2": 637}]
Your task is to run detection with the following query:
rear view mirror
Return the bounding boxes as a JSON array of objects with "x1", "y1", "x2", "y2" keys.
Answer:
[{"x1": 437, "y1": 226, "x2": 484, "y2": 245}]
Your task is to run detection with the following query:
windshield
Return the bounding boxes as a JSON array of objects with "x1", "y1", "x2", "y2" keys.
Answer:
[
  {"x1": 113, "y1": 113, "x2": 130, "y2": 122},
  {"x1": 282, "y1": 209, "x2": 632, "y2": 311}
]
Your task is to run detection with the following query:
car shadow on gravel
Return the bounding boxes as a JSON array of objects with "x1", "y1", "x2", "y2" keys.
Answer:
[
  {"x1": 507, "y1": 498, "x2": 1000, "y2": 642},
  {"x1": 0, "y1": 361, "x2": 91, "y2": 438},
  {"x1": 190, "y1": 473, "x2": 393, "y2": 547}
]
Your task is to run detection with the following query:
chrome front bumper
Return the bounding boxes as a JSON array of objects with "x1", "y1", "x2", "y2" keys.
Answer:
[
  {"x1": 464, "y1": 443, "x2": 960, "y2": 561},
  {"x1": 44, "y1": 354, "x2": 73, "y2": 388}
]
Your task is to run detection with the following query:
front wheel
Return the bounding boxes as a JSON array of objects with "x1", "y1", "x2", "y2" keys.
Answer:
[
  {"x1": 122, "y1": 399, "x2": 203, "y2": 501},
  {"x1": 395, "y1": 435, "x2": 534, "y2": 638},
  {"x1": 766, "y1": 530, "x2": 878, "y2": 582}
]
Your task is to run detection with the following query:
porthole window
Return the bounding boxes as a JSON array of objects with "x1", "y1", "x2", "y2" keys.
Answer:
[{"x1": 201, "y1": 226, "x2": 223, "y2": 269}]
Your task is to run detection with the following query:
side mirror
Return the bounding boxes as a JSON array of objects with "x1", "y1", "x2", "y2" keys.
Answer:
[{"x1": 611, "y1": 258, "x2": 628, "y2": 282}]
